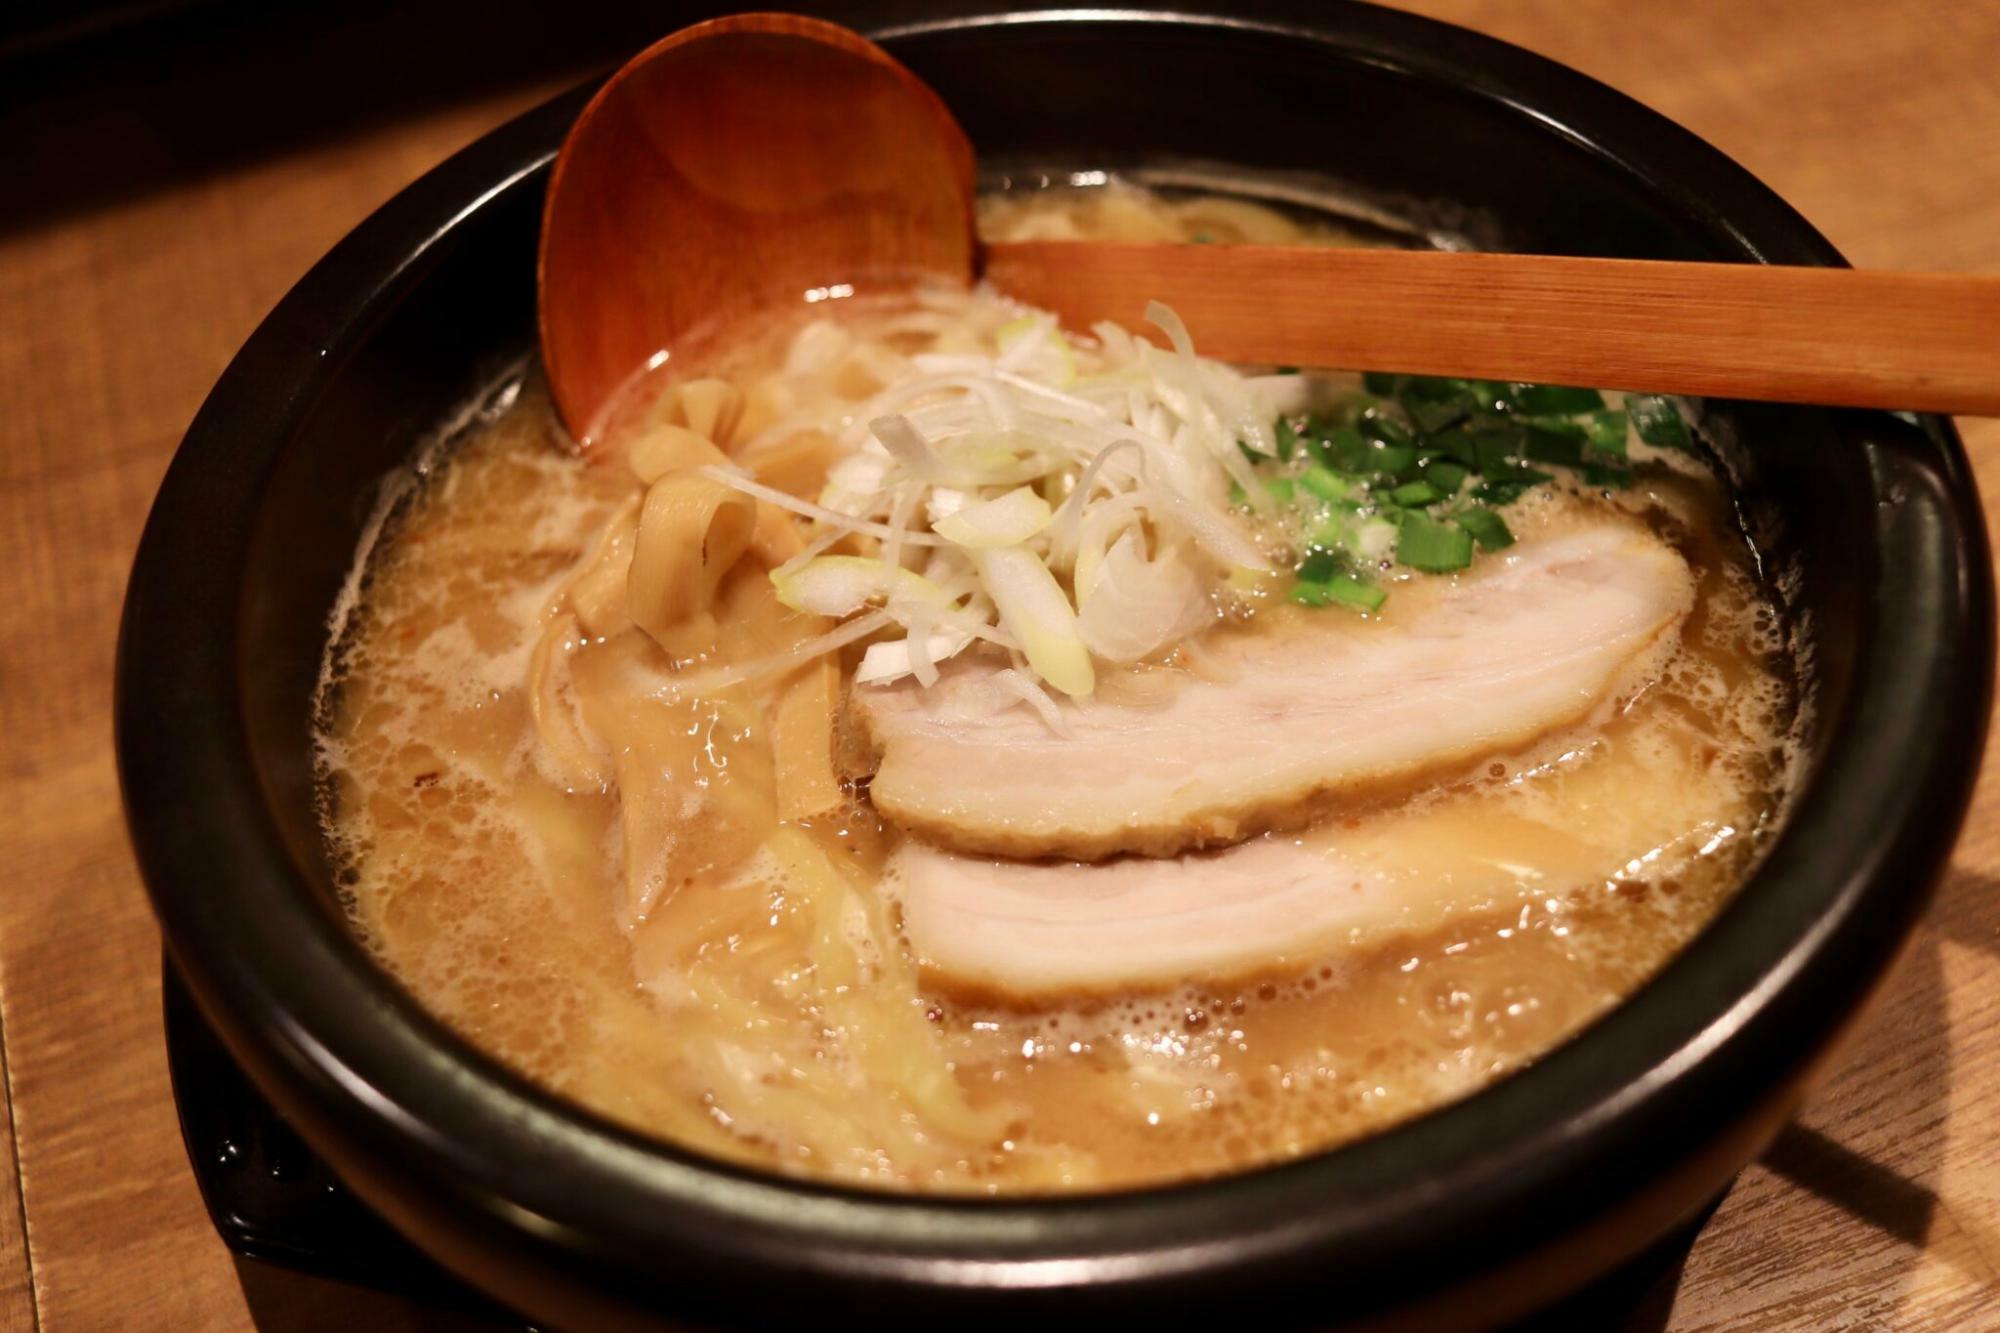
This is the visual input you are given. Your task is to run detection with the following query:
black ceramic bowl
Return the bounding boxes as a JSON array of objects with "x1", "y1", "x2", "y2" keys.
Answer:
[{"x1": 117, "y1": 3, "x2": 1992, "y2": 1328}]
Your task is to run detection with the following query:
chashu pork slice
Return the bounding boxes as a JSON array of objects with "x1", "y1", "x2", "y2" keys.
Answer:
[
  {"x1": 854, "y1": 524, "x2": 1693, "y2": 861},
  {"x1": 887, "y1": 715, "x2": 1749, "y2": 999}
]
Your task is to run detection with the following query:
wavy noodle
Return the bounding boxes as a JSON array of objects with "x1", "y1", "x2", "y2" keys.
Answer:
[
  {"x1": 627, "y1": 473, "x2": 758, "y2": 647},
  {"x1": 741, "y1": 428, "x2": 845, "y2": 498},
  {"x1": 562, "y1": 494, "x2": 640, "y2": 637},
  {"x1": 773, "y1": 656, "x2": 842, "y2": 822},
  {"x1": 646, "y1": 376, "x2": 745, "y2": 446},
  {"x1": 734, "y1": 372, "x2": 795, "y2": 443},
  {"x1": 766, "y1": 829, "x2": 1008, "y2": 1148},
  {"x1": 628, "y1": 423, "x2": 732, "y2": 485},
  {"x1": 573, "y1": 652, "x2": 775, "y2": 926},
  {"x1": 526, "y1": 613, "x2": 608, "y2": 791}
]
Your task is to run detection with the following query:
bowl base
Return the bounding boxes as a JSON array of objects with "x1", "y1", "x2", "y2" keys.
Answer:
[{"x1": 163, "y1": 962, "x2": 1722, "y2": 1330}]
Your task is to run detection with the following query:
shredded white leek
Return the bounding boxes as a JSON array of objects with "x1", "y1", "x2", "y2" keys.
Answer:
[{"x1": 734, "y1": 290, "x2": 1284, "y2": 711}]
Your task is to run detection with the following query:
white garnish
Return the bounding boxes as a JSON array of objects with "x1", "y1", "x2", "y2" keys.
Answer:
[{"x1": 737, "y1": 292, "x2": 1284, "y2": 720}]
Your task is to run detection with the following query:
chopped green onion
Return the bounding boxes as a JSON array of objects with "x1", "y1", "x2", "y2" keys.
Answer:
[
  {"x1": 1428, "y1": 426, "x2": 1480, "y2": 467},
  {"x1": 1371, "y1": 443, "x2": 1418, "y2": 477},
  {"x1": 1253, "y1": 377, "x2": 1659, "y2": 585},
  {"x1": 1399, "y1": 376, "x2": 1470, "y2": 432},
  {"x1": 1308, "y1": 425, "x2": 1372, "y2": 473},
  {"x1": 1629, "y1": 395, "x2": 1692, "y2": 450},
  {"x1": 1325, "y1": 574, "x2": 1386, "y2": 612},
  {"x1": 1453, "y1": 506, "x2": 1515, "y2": 552},
  {"x1": 1408, "y1": 399, "x2": 1466, "y2": 433},
  {"x1": 1425, "y1": 460, "x2": 1470, "y2": 494},
  {"x1": 1297, "y1": 548, "x2": 1343, "y2": 582},
  {"x1": 1396, "y1": 514, "x2": 1476, "y2": 572},
  {"x1": 1513, "y1": 384, "x2": 1605, "y2": 414},
  {"x1": 1473, "y1": 468, "x2": 1553, "y2": 506},
  {"x1": 1472, "y1": 426, "x2": 1526, "y2": 473},
  {"x1": 1358, "y1": 412, "x2": 1415, "y2": 449},
  {"x1": 1586, "y1": 409, "x2": 1629, "y2": 458},
  {"x1": 1520, "y1": 414, "x2": 1588, "y2": 441},
  {"x1": 1469, "y1": 380, "x2": 1520, "y2": 413},
  {"x1": 1521, "y1": 424, "x2": 1585, "y2": 468},
  {"x1": 1300, "y1": 465, "x2": 1364, "y2": 503},
  {"x1": 1289, "y1": 574, "x2": 1385, "y2": 613}
]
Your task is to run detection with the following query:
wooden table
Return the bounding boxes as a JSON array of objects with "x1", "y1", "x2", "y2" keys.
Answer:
[{"x1": 1, "y1": 2, "x2": 1995, "y2": 1327}]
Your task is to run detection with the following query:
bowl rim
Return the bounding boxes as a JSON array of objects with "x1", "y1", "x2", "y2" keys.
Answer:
[{"x1": 118, "y1": 0, "x2": 1994, "y2": 1308}]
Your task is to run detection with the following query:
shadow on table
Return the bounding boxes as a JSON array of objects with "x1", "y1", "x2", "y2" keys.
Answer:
[{"x1": 1662, "y1": 861, "x2": 1992, "y2": 1324}]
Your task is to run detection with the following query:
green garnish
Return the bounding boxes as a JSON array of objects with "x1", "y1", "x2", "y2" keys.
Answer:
[
  {"x1": 1395, "y1": 514, "x2": 1476, "y2": 572},
  {"x1": 1275, "y1": 415, "x2": 1299, "y2": 461},
  {"x1": 1324, "y1": 574, "x2": 1387, "y2": 612},
  {"x1": 1296, "y1": 547, "x2": 1343, "y2": 582},
  {"x1": 1472, "y1": 471, "x2": 1552, "y2": 506},
  {"x1": 1521, "y1": 414, "x2": 1588, "y2": 441},
  {"x1": 1290, "y1": 574, "x2": 1385, "y2": 614},
  {"x1": 1452, "y1": 506, "x2": 1515, "y2": 552},
  {"x1": 1262, "y1": 374, "x2": 1690, "y2": 609},
  {"x1": 1424, "y1": 460, "x2": 1470, "y2": 494},
  {"x1": 1307, "y1": 425, "x2": 1371, "y2": 473},
  {"x1": 1512, "y1": 384, "x2": 1605, "y2": 414},
  {"x1": 1398, "y1": 376, "x2": 1471, "y2": 433},
  {"x1": 1300, "y1": 465, "x2": 1364, "y2": 503},
  {"x1": 1428, "y1": 426, "x2": 1479, "y2": 467},
  {"x1": 1521, "y1": 424, "x2": 1586, "y2": 468},
  {"x1": 1586, "y1": 409, "x2": 1629, "y2": 458},
  {"x1": 1372, "y1": 447, "x2": 1418, "y2": 480},
  {"x1": 1628, "y1": 395, "x2": 1692, "y2": 450},
  {"x1": 1358, "y1": 412, "x2": 1415, "y2": 450},
  {"x1": 1472, "y1": 427, "x2": 1526, "y2": 473}
]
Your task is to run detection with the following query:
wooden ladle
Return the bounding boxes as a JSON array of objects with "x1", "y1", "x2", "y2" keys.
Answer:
[{"x1": 539, "y1": 12, "x2": 2000, "y2": 441}]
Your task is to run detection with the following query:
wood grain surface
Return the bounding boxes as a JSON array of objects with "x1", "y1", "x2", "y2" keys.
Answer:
[
  {"x1": 0, "y1": 2, "x2": 1995, "y2": 1328},
  {"x1": 985, "y1": 242, "x2": 2000, "y2": 414}
]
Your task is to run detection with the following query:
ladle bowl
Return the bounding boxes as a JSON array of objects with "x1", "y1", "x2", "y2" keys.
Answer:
[{"x1": 539, "y1": 12, "x2": 974, "y2": 440}]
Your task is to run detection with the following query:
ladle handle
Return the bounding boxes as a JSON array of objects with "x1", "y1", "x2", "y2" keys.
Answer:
[{"x1": 983, "y1": 241, "x2": 2000, "y2": 416}]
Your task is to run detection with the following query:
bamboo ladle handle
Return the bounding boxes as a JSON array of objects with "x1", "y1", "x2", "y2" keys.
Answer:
[{"x1": 985, "y1": 242, "x2": 2000, "y2": 416}]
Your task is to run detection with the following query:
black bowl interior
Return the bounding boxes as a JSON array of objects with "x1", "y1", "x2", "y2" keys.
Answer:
[{"x1": 118, "y1": 4, "x2": 1992, "y2": 1327}]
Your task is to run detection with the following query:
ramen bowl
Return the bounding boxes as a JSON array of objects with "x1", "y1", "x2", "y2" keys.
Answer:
[{"x1": 117, "y1": 3, "x2": 1992, "y2": 1327}]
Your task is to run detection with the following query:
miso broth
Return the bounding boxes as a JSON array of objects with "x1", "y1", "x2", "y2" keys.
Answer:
[{"x1": 318, "y1": 178, "x2": 1797, "y2": 1192}]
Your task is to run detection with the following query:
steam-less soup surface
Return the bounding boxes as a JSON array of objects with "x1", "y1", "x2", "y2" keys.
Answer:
[{"x1": 319, "y1": 178, "x2": 1796, "y2": 1191}]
